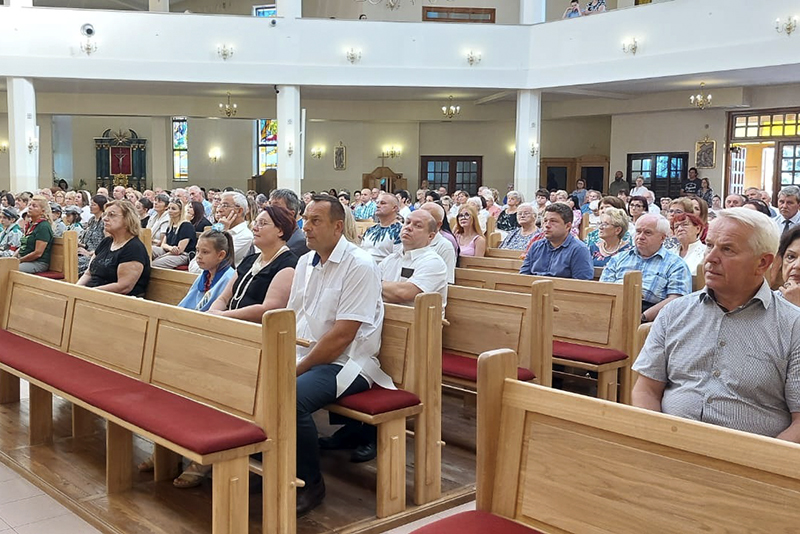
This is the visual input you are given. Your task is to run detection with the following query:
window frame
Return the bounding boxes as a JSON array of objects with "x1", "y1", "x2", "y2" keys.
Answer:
[
  {"x1": 172, "y1": 117, "x2": 188, "y2": 183},
  {"x1": 420, "y1": 155, "x2": 483, "y2": 196},
  {"x1": 421, "y1": 6, "x2": 496, "y2": 24}
]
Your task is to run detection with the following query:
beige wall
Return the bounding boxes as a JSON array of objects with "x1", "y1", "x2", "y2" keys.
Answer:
[{"x1": 542, "y1": 116, "x2": 611, "y2": 158}]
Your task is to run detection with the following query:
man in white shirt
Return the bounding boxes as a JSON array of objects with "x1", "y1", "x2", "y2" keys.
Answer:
[
  {"x1": 360, "y1": 192, "x2": 402, "y2": 264},
  {"x1": 394, "y1": 189, "x2": 413, "y2": 221},
  {"x1": 419, "y1": 201, "x2": 456, "y2": 283},
  {"x1": 187, "y1": 191, "x2": 253, "y2": 273},
  {"x1": 291, "y1": 194, "x2": 393, "y2": 516}
]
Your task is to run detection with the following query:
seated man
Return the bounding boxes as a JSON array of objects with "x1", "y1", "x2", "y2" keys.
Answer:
[
  {"x1": 290, "y1": 194, "x2": 394, "y2": 515},
  {"x1": 632, "y1": 208, "x2": 800, "y2": 443},
  {"x1": 188, "y1": 191, "x2": 253, "y2": 273},
  {"x1": 519, "y1": 203, "x2": 593, "y2": 280},
  {"x1": 600, "y1": 213, "x2": 692, "y2": 322},
  {"x1": 418, "y1": 201, "x2": 456, "y2": 283},
  {"x1": 269, "y1": 188, "x2": 310, "y2": 258},
  {"x1": 360, "y1": 192, "x2": 402, "y2": 264}
]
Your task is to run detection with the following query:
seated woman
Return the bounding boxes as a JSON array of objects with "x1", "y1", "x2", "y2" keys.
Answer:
[
  {"x1": 628, "y1": 195, "x2": 648, "y2": 224},
  {"x1": 49, "y1": 203, "x2": 67, "y2": 237},
  {"x1": 78, "y1": 195, "x2": 108, "y2": 276},
  {"x1": 16, "y1": 195, "x2": 54, "y2": 274},
  {"x1": 499, "y1": 202, "x2": 538, "y2": 251},
  {"x1": 63, "y1": 205, "x2": 83, "y2": 233},
  {"x1": 454, "y1": 204, "x2": 486, "y2": 258},
  {"x1": 146, "y1": 193, "x2": 171, "y2": 246},
  {"x1": 777, "y1": 225, "x2": 800, "y2": 305},
  {"x1": 77, "y1": 200, "x2": 150, "y2": 296},
  {"x1": 135, "y1": 197, "x2": 152, "y2": 229},
  {"x1": 152, "y1": 199, "x2": 196, "y2": 269},
  {"x1": 496, "y1": 190, "x2": 523, "y2": 233},
  {"x1": 666, "y1": 213, "x2": 706, "y2": 274},
  {"x1": 0, "y1": 207, "x2": 23, "y2": 258},
  {"x1": 665, "y1": 197, "x2": 695, "y2": 250},
  {"x1": 187, "y1": 200, "x2": 212, "y2": 233},
  {"x1": 589, "y1": 208, "x2": 631, "y2": 267},
  {"x1": 178, "y1": 230, "x2": 236, "y2": 311}
]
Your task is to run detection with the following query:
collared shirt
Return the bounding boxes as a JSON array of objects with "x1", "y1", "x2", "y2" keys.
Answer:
[
  {"x1": 600, "y1": 245, "x2": 691, "y2": 303},
  {"x1": 520, "y1": 233, "x2": 593, "y2": 280},
  {"x1": 354, "y1": 201, "x2": 377, "y2": 221},
  {"x1": 188, "y1": 220, "x2": 253, "y2": 274},
  {"x1": 380, "y1": 246, "x2": 448, "y2": 311},
  {"x1": 361, "y1": 222, "x2": 402, "y2": 264},
  {"x1": 774, "y1": 210, "x2": 800, "y2": 234},
  {"x1": 633, "y1": 281, "x2": 800, "y2": 438},
  {"x1": 429, "y1": 232, "x2": 456, "y2": 283},
  {"x1": 289, "y1": 236, "x2": 392, "y2": 397}
]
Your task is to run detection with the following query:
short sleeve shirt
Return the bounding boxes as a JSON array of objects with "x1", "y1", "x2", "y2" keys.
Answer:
[
  {"x1": 87, "y1": 237, "x2": 151, "y2": 296},
  {"x1": 19, "y1": 219, "x2": 54, "y2": 265},
  {"x1": 380, "y1": 246, "x2": 448, "y2": 311},
  {"x1": 165, "y1": 221, "x2": 197, "y2": 254},
  {"x1": 361, "y1": 222, "x2": 402, "y2": 264}
]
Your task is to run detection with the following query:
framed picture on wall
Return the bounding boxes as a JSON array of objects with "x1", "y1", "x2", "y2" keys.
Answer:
[
  {"x1": 695, "y1": 137, "x2": 716, "y2": 169},
  {"x1": 334, "y1": 141, "x2": 346, "y2": 171}
]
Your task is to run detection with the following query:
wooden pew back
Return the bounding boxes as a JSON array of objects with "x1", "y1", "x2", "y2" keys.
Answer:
[
  {"x1": 458, "y1": 255, "x2": 522, "y2": 273},
  {"x1": 477, "y1": 349, "x2": 800, "y2": 533},
  {"x1": 138, "y1": 228, "x2": 153, "y2": 259},
  {"x1": 145, "y1": 267, "x2": 199, "y2": 306},
  {"x1": 485, "y1": 248, "x2": 524, "y2": 260},
  {"x1": 44, "y1": 230, "x2": 79, "y2": 283}
]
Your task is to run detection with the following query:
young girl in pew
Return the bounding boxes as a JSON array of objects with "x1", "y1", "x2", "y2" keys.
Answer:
[{"x1": 177, "y1": 230, "x2": 236, "y2": 312}]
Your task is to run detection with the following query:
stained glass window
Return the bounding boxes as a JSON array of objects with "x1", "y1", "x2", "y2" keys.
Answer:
[
  {"x1": 732, "y1": 112, "x2": 800, "y2": 140},
  {"x1": 253, "y1": 4, "x2": 277, "y2": 17},
  {"x1": 172, "y1": 117, "x2": 188, "y2": 181},
  {"x1": 257, "y1": 119, "x2": 278, "y2": 174}
]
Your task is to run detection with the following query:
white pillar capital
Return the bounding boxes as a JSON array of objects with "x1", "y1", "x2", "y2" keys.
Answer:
[
  {"x1": 7, "y1": 77, "x2": 39, "y2": 193},
  {"x1": 514, "y1": 90, "x2": 542, "y2": 202},
  {"x1": 276, "y1": 85, "x2": 302, "y2": 193}
]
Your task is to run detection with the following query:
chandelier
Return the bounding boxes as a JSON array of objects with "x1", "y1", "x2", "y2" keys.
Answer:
[
  {"x1": 689, "y1": 83, "x2": 712, "y2": 110},
  {"x1": 441, "y1": 96, "x2": 460, "y2": 119},
  {"x1": 219, "y1": 92, "x2": 238, "y2": 117},
  {"x1": 355, "y1": 0, "x2": 454, "y2": 10}
]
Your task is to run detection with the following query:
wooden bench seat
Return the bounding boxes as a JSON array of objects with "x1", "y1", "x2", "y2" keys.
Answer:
[
  {"x1": 0, "y1": 258, "x2": 296, "y2": 534},
  {"x1": 412, "y1": 348, "x2": 800, "y2": 534},
  {"x1": 32, "y1": 230, "x2": 78, "y2": 283}
]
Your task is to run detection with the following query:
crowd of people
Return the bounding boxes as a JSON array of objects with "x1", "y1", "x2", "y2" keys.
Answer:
[{"x1": 2, "y1": 171, "x2": 800, "y2": 513}]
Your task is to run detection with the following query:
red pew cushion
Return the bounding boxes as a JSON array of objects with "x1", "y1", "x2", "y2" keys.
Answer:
[
  {"x1": 410, "y1": 510, "x2": 542, "y2": 534},
  {"x1": 552, "y1": 340, "x2": 627, "y2": 365},
  {"x1": 0, "y1": 330, "x2": 266, "y2": 455},
  {"x1": 442, "y1": 351, "x2": 535, "y2": 382},
  {"x1": 174, "y1": 264, "x2": 189, "y2": 271},
  {"x1": 335, "y1": 386, "x2": 420, "y2": 415},
  {"x1": 34, "y1": 271, "x2": 64, "y2": 280}
]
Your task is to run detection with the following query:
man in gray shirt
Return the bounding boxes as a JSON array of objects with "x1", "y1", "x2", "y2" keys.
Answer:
[{"x1": 633, "y1": 208, "x2": 800, "y2": 442}]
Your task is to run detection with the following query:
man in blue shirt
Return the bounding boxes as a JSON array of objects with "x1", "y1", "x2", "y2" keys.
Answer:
[
  {"x1": 601, "y1": 213, "x2": 692, "y2": 322},
  {"x1": 520, "y1": 203, "x2": 593, "y2": 280}
]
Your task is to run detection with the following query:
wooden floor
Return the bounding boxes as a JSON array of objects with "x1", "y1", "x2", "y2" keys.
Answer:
[{"x1": 0, "y1": 388, "x2": 479, "y2": 534}]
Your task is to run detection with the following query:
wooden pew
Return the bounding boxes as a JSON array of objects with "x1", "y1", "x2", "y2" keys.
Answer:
[
  {"x1": 326, "y1": 293, "x2": 443, "y2": 518},
  {"x1": 411, "y1": 348, "x2": 800, "y2": 534},
  {"x1": 145, "y1": 266, "x2": 199, "y2": 305},
  {"x1": 485, "y1": 247, "x2": 524, "y2": 260},
  {"x1": 0, "y1": 258, "x2": 296, "y2": 534},
  {"x1": 139, "y1": 227, "x2": 153, "y2": 259},
  {"x1": 453, "y1": 268, "x2": 642, "y2": 404},
  {"x1": 33, "y1": 230, "x2": 78, "y2": 283},
  {"x1": 486, "y1": 231, "x2": 501, "y2": 249},
  {"x1": 458, "y1": 255, "x2": 522, "y2": 273}
]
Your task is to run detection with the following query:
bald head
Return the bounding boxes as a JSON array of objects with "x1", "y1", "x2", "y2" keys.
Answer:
[
  {"x1": 401, "y1": 209, "x2": 438, "y2": 250},
  {"x1": 420, "y1": 201, "x2": 444, "y2": 229}
]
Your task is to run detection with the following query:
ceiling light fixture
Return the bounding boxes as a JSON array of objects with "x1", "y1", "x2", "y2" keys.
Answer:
[
  {"x1": 346, "y1": 48, "x2": 362, "y2": 64},
  {"x1": 441, "y1": 96, "x2": 461, "y2": 119},
  {"x1": 79, "y1": 38, "x2": 97, "y2": 56},
  {"x1": 219, "y1": 92, "x2": 238, "y2": 117},
  {"x1": 217, "y1": 44, "x2": 235, "y2": 60},
  {"x1": 689, "y1": 83, "x2": 712, "y2": 109},
  {"x1": 466, "y1": 50, "x2": 481, "y2": 66},
  {"x1": 776, "y1": 16, "x2": 798, "y2": 36},
  {"x1": 622, "y1": 37, "x2": 638, "y2": 55}
]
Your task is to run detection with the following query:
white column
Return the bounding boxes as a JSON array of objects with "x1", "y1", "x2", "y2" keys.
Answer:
[
  {"x1": 520, "y1": 0, "x2": 546, "y2": 24},
  {"x1": 276, "y1": 85, "x2": 302, "y2": 192},
  {"x1": 277, "y1": 0, "x2": 301, "y2": 18},
  {"x1": 149, "y1": 0, "x2": 168, "y2": 12},
  {"x1": 514, "y1": 90, "x2": 542, "y2": 202},
  {"x1": 7, "y1": 77, "x2": 38, "y2": 193},
  {"x1": 150, "y1": 117, "x2": 169, "y2": 191}
]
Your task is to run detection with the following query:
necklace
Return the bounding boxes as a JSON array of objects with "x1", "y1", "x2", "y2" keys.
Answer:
[
  {"x1": 229, "y1": 246, "x2": 289, "y2": 310},
  {"x1": 599, "y1": 239, "x2": 621, "y2": 255}
]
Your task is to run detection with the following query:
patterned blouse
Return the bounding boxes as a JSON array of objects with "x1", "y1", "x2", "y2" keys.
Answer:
[
  {"x1": 499, "y1": 228, "x2": 539, "y2": 251},
  {"x1": 496, "y1": 209, "x2": 519, "y2": 232},
  {"x1": 589, "y1": 240, "x2": 633, "y2": 268},
  {"x1": 80, "y1": 217, "x2": 106, "y2": 252}
]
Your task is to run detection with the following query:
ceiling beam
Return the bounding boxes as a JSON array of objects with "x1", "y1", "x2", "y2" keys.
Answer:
[{"x1": 473, "y1": 91, "x2": 514, "y2": 105}]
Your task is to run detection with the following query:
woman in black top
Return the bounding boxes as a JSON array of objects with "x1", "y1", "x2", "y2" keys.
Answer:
[
  {"x1": 151, "y1": 199, "x2": 196, "y2": 269},
  {"x1": 209, "y1": 205, "x2": 297, "y2": 323},
  {"x1": 77, "y1": 200, "x2": 150, "y2": 296},
  {"x1": 187, "y1": 200, "x2": 211, "y2": 233}
]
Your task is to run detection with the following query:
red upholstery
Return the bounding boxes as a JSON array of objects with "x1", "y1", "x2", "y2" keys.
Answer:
[
  {"x1": 335, "y1": 386, "x2": 420, "y2": 415},
  {"x1": 410, "y1": 511, "x2": 542, "y2": 534},
  {"x1": 0, "y1": 330, "x2": 266, "y2": 455},
  {"x1": 442, "y1": 351, "x2": 535, "y2": 382},
  {"x1": 34, "y1": 271, "x2": 64, "y2": 280},
  {"x1": 552, "y1": 340, "x2": 627, "y2": 365},
  {"x1": 174, "y1": 264, "x2": 189, "y2": 271}
]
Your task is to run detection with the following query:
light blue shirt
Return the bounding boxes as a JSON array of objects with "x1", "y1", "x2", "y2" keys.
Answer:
[
  {"x1": 600, "y1": 245, "x2": 691, "y2": 304},
  {"x1": 178, "y1": 265, "x2": 235, "y2": 312}
]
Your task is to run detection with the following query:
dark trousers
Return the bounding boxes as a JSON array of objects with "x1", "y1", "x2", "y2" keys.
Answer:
[{"x1": 296, "y1": 364, "x2": 369, "y2": 484}]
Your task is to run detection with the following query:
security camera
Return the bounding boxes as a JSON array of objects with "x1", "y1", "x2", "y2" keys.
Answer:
[
  {"x1": 81, "y1": 23, "x2": 95, "y2": 37},
  {"x1": 269, "y1": 18, "x2": 277, "y2": 26}
]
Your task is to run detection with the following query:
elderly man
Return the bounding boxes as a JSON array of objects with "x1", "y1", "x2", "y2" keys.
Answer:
[
  {"x1": 724, "y1": 193, "x2": 746, "y2": 208},
  {"x1": 112, "y1": 186, "x2": 125, "y2": 201},
  {"x1": 520, "y1": 203, "x2": 593, "y2": 280},
  {"x1": 419, "y1": 202, "x2": 456, "y2": 283},
  {"x1": 775, "y1": 185, "x2": 800, "y2": 235},
  {"x1": 187, "y1": 191, "x2": 253, "y2": 273},
  {"x1": 353, "y1": 188, "x2": 376, "y2": 221},
  {"x1": 269, "y1": 188, "x2": 310, "y2": 258},
  {"x1": 360, "y1": 192, "x2": 402, "y2": 264},
  {"x1": 760, "y1": 190, "x2": 779, "y2": 218},
  {"x1": 173, "y1": 187, "x2": 189, "y2": 206},
  {"x1": 601, "y1": 213, "x2": 691, "y2": 321},
  {"x1": 96, "y1": 187, "x2": 109, "y2": 198},
  {"x1": 633, "y1": 208, "x2": 800, "y2": 443},
  {"x1": 291, "y1": 194, "x2": 393, "y2": 515},
  {"x1": 188, "y1": 185, "x2": 213, "y2": 218}
]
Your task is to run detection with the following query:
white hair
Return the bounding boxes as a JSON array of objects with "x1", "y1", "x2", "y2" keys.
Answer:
[
  {"x1": 714, "y1": 207, "x2": 779, "y2": 256},
  {"x1": 636, "y1": 213, "x2": 669, "y2": 236},
  {"x1": 507, "y1": 190, "x2": 524, "y2": 203},
  {"x1": 222, "y1": 191, "x2": 248, "y2": 212}
]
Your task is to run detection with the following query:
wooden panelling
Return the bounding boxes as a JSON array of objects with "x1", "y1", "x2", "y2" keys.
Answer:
[
  {"x1": 5, "y1": 285, "x2": 68, "y2": 348},
  {"x1": 379, "y1": 322, "x2": 411, "y2": 387}
]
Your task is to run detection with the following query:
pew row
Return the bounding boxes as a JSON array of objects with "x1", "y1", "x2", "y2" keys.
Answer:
[
  {"x1": 458, "y1": 255, "x2": 522, "y2": 273},
  {"x1": 454, "y1": 268, "x2": 641, "y2": 404},
  {"x1": 33, "y1": 230, "x2": 78, "y2": 283},
  {"x1": 412, "y1": 348, "x2": 800, "y2": 534},
  {"x1": 0, "y1": 258, "x2": 296, "y2": 534},
  {"x1": 326, "y1": 293, "x2": 443, "y2": 518},
  {"x1": 485, "y1": 247, "x2": 524, "y2": 260},
  {"x1": 146, "y1": 266, "x2": 200, "y2": 305}
]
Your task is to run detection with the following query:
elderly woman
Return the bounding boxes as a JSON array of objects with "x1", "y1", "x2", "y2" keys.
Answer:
[
  {"x1": 666, "y1": 213, "x2": 706, "y2": 273},
  {"x1": 16, "y1": 195, "x2": 54, "y2": 274},
  {"x1": 77, "y1": 200, "x2": 150, "y2": 296},
  {"x1": 665, "y1": 197, "x2": 695, "y2": 249},
  {"x1": 589, "y1": 208, "x2": 631, "y2": 267},
  {"x1": 499, "y1": 202, "x2": 538, "y2": 251},
  {"x1": 496, "y1": 190, "x2": 523, "y2": 232},
  {"x1": 78, "y1": 195, "x2": 108, "y2": 276},
  {"x1": 146, "y1": 193, "x2": 171, "y2": 246},
  {"x1": 775, "y1": 225, "x2": 800, "y2": 304},
  {"x1": 454, "y1": 203, "x2": 486, "y2": 258},
  {"x1": 0, "y1": 207, "x2": 23, "y2": 258},
  {"x1": 152, "y1": 198, "x2": 196, "y2": 269}
]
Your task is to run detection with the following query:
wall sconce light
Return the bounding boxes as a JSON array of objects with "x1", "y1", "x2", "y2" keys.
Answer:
[
  {"x1": 27, "y1": 137, "x2": 39, "y2": 154},
  {"x1": 79, "y1": 38, "x2": 98, "y2": 56},
  {"x1": 208, "y1": 147, "x2": 221, "y2": 162},
  {"x1": 530, "y1": 142, "x2": 539, "y2": 157},
  {"x1": 217, "y1": 44, "x2": 235, "y2": 60},
  {"x1": 509, "y1": 145, "x2": 516, "y2": 155},
  {"x1": 380, "y1": 146, "x2": 401, "y2": 159},
  {"x1": 287, "y1": 142, "x2": 294, "y2": 157},
  {"x1": 441, "y1": 96, "x2": 461, "y2": 119},
  {"x1": 689, "y1": 82, "x2": 712, "y2": 109},
  {"x1": 310, "y1": 147, "x2": 324, "y2": 159},
  {"x1": 0, "y1": 142, "x2": 7, "y2": 154},
  {"x1": 219, "y1": 92, "x2": 238, "y2": 117},
  {"x1": 466, "y1": 50, "x2": 481, "y2": 66},
  {"x1": 776, "y1": 16, "x2": 798, "y2": 36},
  {"x1": 346, "y1": 48, "x2": 362, "y2": 64},
  {"x1": 622, "y1": 37, "x2": 638, "y2": 55}
]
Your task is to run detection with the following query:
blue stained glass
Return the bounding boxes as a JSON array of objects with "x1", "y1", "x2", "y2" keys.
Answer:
[
  {"x1": 254, "y1": 7, "x2": 277, "y2": 17},
  {"x1": 655, "y1": 156, "x2": 669, "y2": 178},
  {"x1": 173, "y1": 119, "x2": 187, "y2": 150},
  {"x1": 259, "y1": 119, "x2": 278, "y2": 145}
]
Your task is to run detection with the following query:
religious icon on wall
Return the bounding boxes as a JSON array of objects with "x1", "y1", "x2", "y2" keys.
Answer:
[
  {"x1": 334, "y1": 141, "x2": 346, "y2": 171},
  {"x1": 110, "y1": 146, "x2": 133, "y2": 176},
  {"x1": 695, "y1": 136, "x2": 716, "y2": 169}
]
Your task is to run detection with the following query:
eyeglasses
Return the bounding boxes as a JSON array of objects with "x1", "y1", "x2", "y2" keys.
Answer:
[
  {"x1": 218, "y1": 203, "x2": 235, "y2": 209},
  {"x1": 252, "y1": 219, "x2": 273, "y2": 228},
  {"x1": 668, "y1": 209, "x2": 684, "y2": 214},
  {"x1": 457, "y1": 213, "x2": 471, "y2": 218},
  {"x1": 102, "y1": 212, "x2": 121, "y2": 219}
]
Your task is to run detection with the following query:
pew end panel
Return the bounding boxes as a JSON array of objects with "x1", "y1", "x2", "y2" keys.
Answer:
[
  {"x1": 139, "y1": 227, "x2": 153, "y2": 260},
  {"x1": 145, "y1": 267, "x2": 200, "y2": 305}
]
